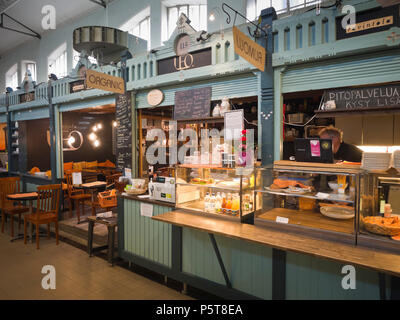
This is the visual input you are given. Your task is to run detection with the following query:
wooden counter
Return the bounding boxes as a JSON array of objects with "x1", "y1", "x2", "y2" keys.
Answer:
[
  {"x1": 258, "y1": 208, "x2": 354, "y2": 234},
  {"x1": 119, "y1": 193, "x2": 176, "y2": 208},
  {"x1": 152, "y1": 210, "x2": 400, "y2": 277},
  {"x1": 274, "y1": 160, "x2": 363, "y2": 175}
]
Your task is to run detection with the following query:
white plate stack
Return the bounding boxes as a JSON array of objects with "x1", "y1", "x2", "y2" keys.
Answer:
[
  {"x1": 394, "y1": 150, "x2": 400, "y2": 169},
  {"x1": 361, "y1": 152, "x2": 392, "y2": 171}
]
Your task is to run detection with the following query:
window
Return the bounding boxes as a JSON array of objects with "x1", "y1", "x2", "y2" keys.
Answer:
[
  {"x1": 120, "y1": 7, "x2": 151, "y2": 49},
  {"x1": 165, "y1": 4, "x2": 207, "y2": 40},
  {"x1": 22, "y1": 61, "x2": 36, "y2": 82},
  {"x1": 6, "y1": 64, "x2": 18, "y2": 90},
  {"x1": 48, "y1": 43, "x2": 67, "y2": 78},
  {"x1": 247, "y1": 0, "x2": 321, "y2": 19}
]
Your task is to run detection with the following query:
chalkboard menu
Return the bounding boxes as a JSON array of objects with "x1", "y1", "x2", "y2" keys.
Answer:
[
  {"x1": 174, "y1": 87, "x2": 211, "y2": 120},
  {"x1": 116, "y1": 92, "x2": 132, "y2": 170},
  {"x1": 323, "y1": 84, "x2": 400, "y2": 111}
]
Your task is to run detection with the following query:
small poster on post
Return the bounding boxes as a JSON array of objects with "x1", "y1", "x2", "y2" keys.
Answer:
[{"x1": 72, "y1": 172, "x2": 82, "y2": 185}]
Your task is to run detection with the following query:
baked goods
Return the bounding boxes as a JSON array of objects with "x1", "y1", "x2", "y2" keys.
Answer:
[
  {"x1": 269, "y1": 179, "x2": 313, "y2": 193},
  {"x1": 363, "y1": 216, "x2": 400, "y2": 236}
]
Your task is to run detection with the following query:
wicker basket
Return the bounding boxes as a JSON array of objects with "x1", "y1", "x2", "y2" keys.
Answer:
[
  {"x1": 363, "y1": 216, "x2": 400, "y2": 236},
  {"x1": 125, "y1": 188, "x2": 147, "y2": 195},
  {"x1": 98, "y1": 189, "x2": 117, "y2": 208}
]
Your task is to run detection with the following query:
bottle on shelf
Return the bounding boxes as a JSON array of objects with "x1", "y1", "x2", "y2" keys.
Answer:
[
  {"x1": 221, "y1": 193, "x2": 227, "y2": 213},
  {"x1": 216, "y1": 192, "x2": 222, "y2": 213},
  {"x1": 210, "y1": 193, "x2": 216, "y2": 213},
  {"x1": 232, "y1": 193, "x2": 240, "y2": 215},
  {"x1": 204, "y1": 192, "x2": 210, "y2": 212},
  {"x1": 226, "y1": 193, "x2": 232, "y2": 214},
  {"x1": 384, "y1": 203, "x2": 392, "y2": 218},
  {"x1": 378, "y1": 186, "x2": 385, "y2": 217}
]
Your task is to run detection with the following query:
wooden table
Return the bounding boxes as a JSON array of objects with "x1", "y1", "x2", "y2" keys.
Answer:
[
  {"x1": 152, "y1": 209, "x2": 400, "y2": 277},
  {"x1": 74, "y1": 181, "x2": 107, "y2": 224},
  {"x1": 87, "y1": 215, "x2": 117, "y2": 266},
  {"x1": 6, "y1": 192, "x2": 41, "y2": 242}
]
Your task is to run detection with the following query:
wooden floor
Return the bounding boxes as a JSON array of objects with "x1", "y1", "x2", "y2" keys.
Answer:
[{"x1": 257, "y1": 208, "x2": 354, "y2": 234}]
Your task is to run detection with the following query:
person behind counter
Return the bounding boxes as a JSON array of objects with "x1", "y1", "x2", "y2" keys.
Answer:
[{"x1": 319, "y1": 126, "x2": 363, "y2": 162}]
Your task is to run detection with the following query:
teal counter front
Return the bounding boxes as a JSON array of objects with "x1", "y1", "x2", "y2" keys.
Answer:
[{"x1": 119, "y1": 194, "x2": 392, "y2": 299}]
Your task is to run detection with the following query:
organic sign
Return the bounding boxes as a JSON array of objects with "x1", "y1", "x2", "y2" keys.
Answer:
[
  {"x1": 336, "y1": 4, "x2": 400, "y2": 40},
  {"x1": 86, "y1": 69, "x2": 124, "y2": 94},
  {"x1": 323, "y1": 84, "x2": 400, "y2": 111},
  {"x1": 174, "y1": 87, "x2": 211, "y2": 120},
  {"x1": 233, "y1": 26, "x2": 266, "y2": 72}
]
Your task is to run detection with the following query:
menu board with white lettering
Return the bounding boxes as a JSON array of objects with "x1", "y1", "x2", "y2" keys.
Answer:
[
  {"x1": 174, "y1": 87, "x2": 211, "y2": 120},
  {"x1": 116, "y1": 92, "x2": 132, "y2": 170},
  {"x1": 323, "y1": 84, "x2": 400, "y2": 111}
]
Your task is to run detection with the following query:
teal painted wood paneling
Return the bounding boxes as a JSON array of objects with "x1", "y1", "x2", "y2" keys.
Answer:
[
  {"x1": 11, "y1": 107, "x2": 49, "y2": 121},
  {"x1": 136, "y1": 73, "x2": 259, "y2": 109},
  {"x1": 282, "y1": 49, "x2": 400, "y2": 93},
  {"x1": 286, "y1": 251, "x2": 380, "y2": 300},
  {"x1": 182, "y1": 228, "x2": 273, "y2": 299},
  {"x1": 123, "y1": 199, "x2": 172, "y2": 267}
]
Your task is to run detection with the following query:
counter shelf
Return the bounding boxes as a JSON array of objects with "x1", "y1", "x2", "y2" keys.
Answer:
[
  {"x1": 254, "y1": 161, "x2": 364, "y2": 244},
  {"x1": 175, "y1": 165, "x2": 255, "y2": 224},
  {"x1": 358, "y1": 170, "x2": 400, "y2": 253}
]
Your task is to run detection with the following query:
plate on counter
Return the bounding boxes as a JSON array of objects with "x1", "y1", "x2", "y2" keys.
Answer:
[
  {"x1": 264, "y1": 186, "x2": 286, "y2": 192},
  {"x1": 320, "y1": 206, "x2": 354, "y2": 220}
]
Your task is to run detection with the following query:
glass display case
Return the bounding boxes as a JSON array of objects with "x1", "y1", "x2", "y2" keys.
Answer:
[
  {"x1": 254, "y1": 161, "x2": 364, "y2": 243},
  {"x1": 358, "y1": 169, "x2": 400, "y2": 252},
  {"x1": 175, "y1": 164, "x2": 255, "y2": 223}
]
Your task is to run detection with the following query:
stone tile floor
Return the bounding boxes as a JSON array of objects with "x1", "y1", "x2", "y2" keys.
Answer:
[{"x1": 0, "y1": 224, "x2": 194, "y2": 300}]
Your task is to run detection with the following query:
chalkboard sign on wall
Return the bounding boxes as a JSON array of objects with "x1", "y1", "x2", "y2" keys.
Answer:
[
  {"x1": 174, "y1": 87, "x2": 212, "y2": 120},
  {"x1": 116, "y1": 92, "x2": 132, "y2": 170},
  {"x1": 323, "y1": 84, "x2": 400, "y2": 111}
]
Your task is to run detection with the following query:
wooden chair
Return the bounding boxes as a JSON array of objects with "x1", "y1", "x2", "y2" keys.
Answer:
[
  {"x1": 65, "y1": 171, "x2": 92, "y2": 223},
  {"x1": 105, "y1": 173, "x2": 122, "y2": 190},
  {"x1": 24, "y1": 184, "x2": 61, "y2": 249},
  {"x1": 0, "y1": 177, "x2": 29, "y2": 238}
]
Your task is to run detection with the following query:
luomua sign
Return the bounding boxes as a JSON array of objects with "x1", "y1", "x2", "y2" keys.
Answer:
[
  {"x1": 86, "y1": 69, "x2": 125, "y2": 94},
  {"x1": 233, "y1": 26, "x2": 266, "y2": 72}
]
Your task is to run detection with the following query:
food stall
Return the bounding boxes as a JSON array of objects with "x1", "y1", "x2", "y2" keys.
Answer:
[{"x1": 151, "y1": 3, "x2": 400, "y2": 300}]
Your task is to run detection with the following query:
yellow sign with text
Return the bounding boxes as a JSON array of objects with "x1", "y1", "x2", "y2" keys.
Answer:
[
  {"x1": 346, "y1": 15, "x2": 393, "y2": 33},
  {"x1": 86, "y1": 69, "x2": 125, "y2": 94},
  {"x1": 233, "y1": 26, "x2": 266, "y2": 72}
]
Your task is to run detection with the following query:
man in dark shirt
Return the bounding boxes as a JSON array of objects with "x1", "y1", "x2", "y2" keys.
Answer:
[{"x1": 319, "y1": 126, "x2": 363, "y2": 162}]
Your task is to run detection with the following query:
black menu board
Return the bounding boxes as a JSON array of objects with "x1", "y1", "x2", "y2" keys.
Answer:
[
  {"x1": 115, "y1": 92, "x2": 132, "y2": 170},
  {"x1": 323, "y1": 84, "x2": 400, "y2": 111},
  {"x1": 174, "y1": 87, "x2": 211, "y2": 120}
]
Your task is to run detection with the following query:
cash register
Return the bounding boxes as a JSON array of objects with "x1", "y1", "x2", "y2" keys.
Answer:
[{"x1": 148, "y1": 176, "x2": 176, "y2": 203}]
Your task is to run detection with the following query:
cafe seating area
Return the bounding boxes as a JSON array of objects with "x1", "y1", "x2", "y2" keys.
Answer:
[{"x1": 0, "y1": 168, "x2": 120, "y2": 251}]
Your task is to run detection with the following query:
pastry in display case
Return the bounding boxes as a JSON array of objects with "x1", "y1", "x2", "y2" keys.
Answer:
[
  {"x1": 254, "y1": 161, "x2": 363, "y2": 243},
  {"x1": 175, "y1": 164, "x2": 254, "y2": 223},
  {"x1": 358, "y1": 170, "x2": 400, "y2": 251}
]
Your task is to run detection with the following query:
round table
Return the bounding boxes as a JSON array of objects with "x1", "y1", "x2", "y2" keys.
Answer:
[{"x1": 6, "y1": 192, "x2": 40, "y2": 242}]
